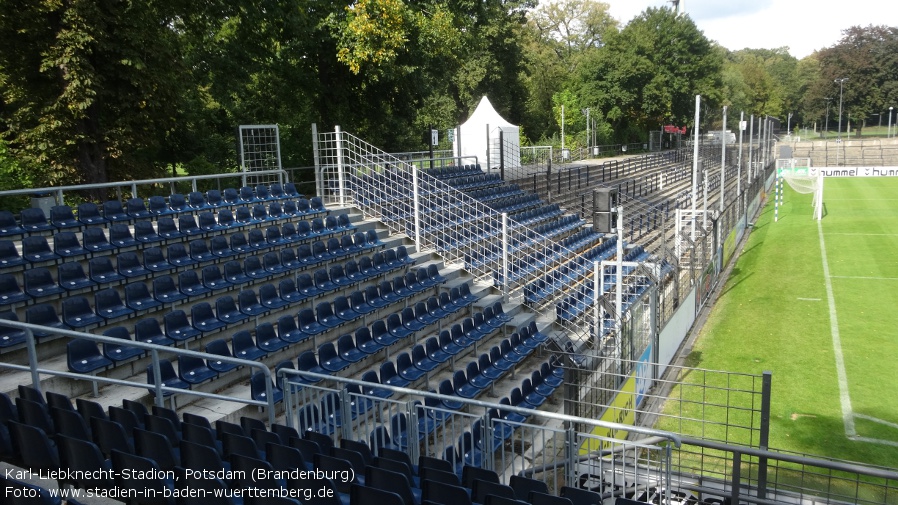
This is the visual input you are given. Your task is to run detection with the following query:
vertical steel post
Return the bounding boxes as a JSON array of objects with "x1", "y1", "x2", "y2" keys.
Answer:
[
  {"x1": 720, "y1": 106, "x2": 727, "y2": 212},
  {"x1": 335, "y1": 125, "x2": 346, "y2": 206},
  {"x1": 502, "y1": 212, "x2": 509, "y2": 302},
  {"x1": 703, "y1": 170, "x2": 708, "y2": 229},
  {"x1": 731, "y1": 451, "x2": 742, "y2": 503},
  {"x1": 738, "y1": 111, "x2": 744, "y2": 197},
  {"x1": 486, "y1": 124, "x2": 491, "y2": 174},
  {"x1": 412, "y1": 167, "x2": 421, "y2": 249},
  {"x1": 593, "y1": 260, "x2": 600, "y2": 347},
  {"x1": 26, "y1": 329, "x2": 40, "y2": 392},
  {"x1": 691, "y1": 96, "x2": 701, "y2": 240},
  {"x1": 499, "y1": 130, "x2": 505, "y2": 180},
  {"x1": 151, "y1": 349, "x2": 164, "y2": 407},
  {"x1": 758, "y1": 371, "x2": 773, "y2": 500}
]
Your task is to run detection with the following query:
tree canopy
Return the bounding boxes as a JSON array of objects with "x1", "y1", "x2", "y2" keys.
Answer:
[{"x1": 0, "y1": 1, "x2": 894, "y2": 189}]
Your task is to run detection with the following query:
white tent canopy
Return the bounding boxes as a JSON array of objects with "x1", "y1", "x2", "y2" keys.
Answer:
[{"x1": 454, "y1": 96, "x2": 520, "y2": 171}]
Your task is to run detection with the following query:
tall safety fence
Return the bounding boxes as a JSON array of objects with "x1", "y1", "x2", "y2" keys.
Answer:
[{"x1": 315, "y1": 128, "x2": 661, "y2": 371}]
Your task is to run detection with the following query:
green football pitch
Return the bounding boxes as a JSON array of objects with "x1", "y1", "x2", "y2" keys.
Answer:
[{"x1": 660, "y1": 177, "x2": 898, "y2": 469}]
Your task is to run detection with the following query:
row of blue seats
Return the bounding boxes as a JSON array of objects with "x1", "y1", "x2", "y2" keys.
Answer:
[
  {"x1": 294, "y1": 322, "x2": 548, "y2": 442},
  {"x1": 0, "y1": 214, "x2": 354, "y2": 273},
  {"x1": 421, "y1": 164, "x2": 484, "y2": 180},
  {"x1": 1, "y1": 381, "x2": 620, "y2": 505},
  {"x1": 508, "y1": 204, "x2": 564, "y2": 227},
  {"x1": 523, "y1": 237, "x2": 619, "y2": 305},
  {"x1": 0, "y1": 230, "x2": 387, "y2": 310},
  {"x1": 446, "y1": 174, "x2": 503, "y2": 192},
  {"x1": 2, "y1": 253, "x2": 444, "y2": 349},
  {"x1": 469, "y1": 184, "x2": 525, "y2": 204},
  {"x1": 291, "y1": 301, "x2": 509, "y2": 389},
  {"x1": 555, "y1": 277, "x2": 650, "y2": 324},
  {"x1": 463, "y1": 214, "x2": 586, "y2": 272},
  {"x1": 0, "y1": 189, "x2": 319, "y2": 236},
  {"x1": 64, "y1": 278, "x2": 469, "y2": 387}
]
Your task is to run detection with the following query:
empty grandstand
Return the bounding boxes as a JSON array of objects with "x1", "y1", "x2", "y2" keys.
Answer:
[{"x1": 0, "y1": 119, "x2": 896, "y2": 505}]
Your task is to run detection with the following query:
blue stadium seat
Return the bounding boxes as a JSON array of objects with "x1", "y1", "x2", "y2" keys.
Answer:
[
  {"x1": 156, "y1": 216, "x2": 183, "y2": 240},
  {"x1": 134, "y1": 318, "x2": 174, "y2": 347},
  {"x1": 153, "y1": 275, "x2": 186, "y2": 304},
  {"x1": 0, "y1": 240, "x2": 25, "y2": 268},
  {"x1": 102, "y1": 326, "x2": 144, "y2": 362},
  {"x1": 259, "y1": 283, "x2": 288, "y2": 309},
  {"x1": 276, "y1": 315, "x2": 305, "y2": 344},
  {"x1": 254, "y1": 322, "x2": 288, "y2": 353},
  {"x1": 125, "y1": 282, "x2": 163, "y2": 311},
  {"x1": 24, "y1": 267, "x2": 65, "y2": 298},
  {"x1": 202, "y1": 265, "x2": 231, "y2": 291},
  {"x1": 163, "y1": 309, "x2": 201, "y2": 342},
  {"x1": 108, "y1": 223, "x2": 137, "y2": 248},
  {"x1": 147, "y1": 195, "x2": 173, "y2": 216},
  {"x1": 58, "y1": 261, "x2": 96, "y2": 290},
  {"x1": 0, "y1": 274, "x2": 29, "y2": 306},
  {"x1": 238, "y1": 289, "x2": 267, "y2": 317},
  {"x1": 191, "y1": 302, "x2": 226, "y2": 333},
  {"x1": 22, "y1": 235, "x2": 60, "y2": 263},
  {"x1": 62, "y1": 296, "x2": 104, "y2": 328},
  {"x1": 126, "y1": 198, "x2": 152, "y2": 220},
  {"x1": 0, "y1": 210, "x2": 24, "y2": 236},
  {"x1": 102, "y1": 200, "x2": 129, "y2": 222},
  {"x1": 205, "y1": 339, "x2": 239, "y2": 373},
  {"x1": 216, "y1": 295, "x2": 249, "y2": 324},
  {"x1": 146, "y1": 361, "x2": 190, "y2": 397},
  {"x1": 178, "y1": 270, "x2": 210, "y2": 297},
  {"x1": 50, "y1": 205, "x2": 80, "y2": 230},
  {"x1": 67, "y1": 338, "x2": 113, "y2": 374},
  {"x1": 76, "y1": 202, "x2": 107, "y2": 226},
  {"x1": 87, "y1": 256, "x2": 125, "y2": 284},
  {"x1": 232, "y1": 330, "x2": 266, "y2": 361},
  {"x1": 21, "y1": 207, "x2": 54, "y2": 232},
  {"x1": 95, "y1": 288, "x2": 133, "y2": 319},
  {"x1": 178, "y1": 355, "x2": 217, "y2": 385}
]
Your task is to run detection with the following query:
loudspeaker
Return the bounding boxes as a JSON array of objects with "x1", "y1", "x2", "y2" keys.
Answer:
[{"x1": 593, "y1": 187, "x2": 618, "y2": 212}]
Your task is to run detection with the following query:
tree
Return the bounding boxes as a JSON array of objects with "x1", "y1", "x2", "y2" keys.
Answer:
[
  {"x1": 521, "y1": 0, "x2": 617, "y2": 140},
  {"x1": 0, "y1": 0, "x2": 190, "y2": 190},
  {"x1": 803, "y1": 25, "x2": 898, "y2": 135},
  {"x1": 576, "y1": 7, "x2": 723, "y2": 141}
]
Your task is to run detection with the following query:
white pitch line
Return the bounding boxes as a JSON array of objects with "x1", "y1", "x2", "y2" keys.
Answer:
[
  {"x1": 825, "y1": 232, "x2": 898, "y2": 236},
  {"x1": 855, "y1": 413, "x2": 898, "y2": 431},
  {"x1": 831, "y1": 276, "x2": 898, "y2": 281},
  {"x1": 797, "y1": 297, "x2": 821, "y2": 301},
  {"x1": 818, "y1": 220, "x2": 856, "y2": 438}
]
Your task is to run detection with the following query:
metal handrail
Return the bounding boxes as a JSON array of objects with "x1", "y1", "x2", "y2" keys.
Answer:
[
  {"x1": 0, "y1": 319, "x2": 277, "y2": 424},
  {"x1": 276, "y1": 366, "x2": 682, "y2": 448},
  {"x1": 0, "y1": 168, "x2": 289, "y2": 205}
]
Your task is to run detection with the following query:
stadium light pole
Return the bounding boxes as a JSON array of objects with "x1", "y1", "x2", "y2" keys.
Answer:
[
  {"x1": 835, "y1": 78, "x2": 848, "y2": 142},
  {"x1": 691, "y1": 95, "x2": 701, "y2": 240},
  {"x1": 720, "y1": 105, "x2": 727, "y2": 213}
]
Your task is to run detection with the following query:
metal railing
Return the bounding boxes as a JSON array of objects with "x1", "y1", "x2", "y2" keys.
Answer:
[
  {"x1": 278, "y1": 366, "x2": 680, "y2": 497},
  {"x1": 0, "y1": 168, "x2": 289, "y2": 206},
  {"x1": 314, "y1": 127, "x2": 663, "y2": 361},
  {"x1": 0, "y1": 319, "x2": 277, "y2": 423}
]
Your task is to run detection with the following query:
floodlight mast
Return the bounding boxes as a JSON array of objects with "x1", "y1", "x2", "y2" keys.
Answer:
[
  {"x1": 835, "y1": 78, "x2": 848, "y2": 166},
  {"x1": 691, "y1": 95, "x2": 700, "y2": 240}
]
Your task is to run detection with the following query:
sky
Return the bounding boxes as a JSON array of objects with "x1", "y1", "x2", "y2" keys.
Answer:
[{"x1": 603, "y1": 0, "x2": 897, "y2": 59}]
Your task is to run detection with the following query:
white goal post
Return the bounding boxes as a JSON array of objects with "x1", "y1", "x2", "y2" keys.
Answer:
[{"x1": 775, "y1": 159, "x2": 823, "y2": 221}]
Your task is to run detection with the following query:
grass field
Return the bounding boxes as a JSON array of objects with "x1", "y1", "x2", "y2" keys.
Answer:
[{"x1": 659, "y1": 177, "x2": 898, "y2": 469}]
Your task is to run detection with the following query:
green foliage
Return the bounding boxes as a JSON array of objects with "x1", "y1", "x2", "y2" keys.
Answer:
[
  {"x1": 576, "y1": 8, "x2": 723, "y2": 141},
  {"x1": 0, "y1": 0, "x2": 893, "y2": 190},
  {"x1": 802, "y1": 25, "x2": 898, "y2": 134}
]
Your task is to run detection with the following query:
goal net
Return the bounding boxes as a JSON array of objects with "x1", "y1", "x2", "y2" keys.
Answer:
[{"x1": 780, "y1": 167, "x2": 823, "y2": 220}]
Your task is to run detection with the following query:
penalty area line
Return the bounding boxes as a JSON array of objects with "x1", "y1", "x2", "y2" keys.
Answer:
[{"x1": 818, "y1": 220, "x2": 856, "y2": 438}]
